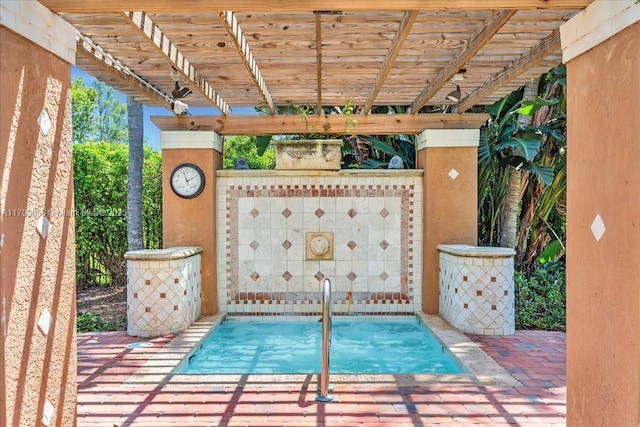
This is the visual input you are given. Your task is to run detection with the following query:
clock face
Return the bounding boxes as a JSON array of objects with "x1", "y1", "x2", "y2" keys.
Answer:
[{"x1": 170, "y1": 163, "x2": 205, "y2": 199}]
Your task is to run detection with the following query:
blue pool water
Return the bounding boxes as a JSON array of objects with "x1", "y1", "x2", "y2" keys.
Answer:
[{"x1": 178, "y1": 318, "x2": 464, "y2": 374}]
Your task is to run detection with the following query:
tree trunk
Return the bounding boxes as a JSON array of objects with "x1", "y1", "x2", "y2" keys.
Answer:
[
  {"x1": 127, "y1": 97, "x2": 144, "y2": 251},
  {"x1": 498, "y1": 79, "x2": 537, "y2": 249}
]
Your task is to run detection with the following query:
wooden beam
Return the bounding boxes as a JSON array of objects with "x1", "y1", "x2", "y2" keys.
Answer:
[
  {"x1": 41, "y1": 0, "x2": 595, "y2": 13},
  {"x1": 219, "y1": 11, "x2": 275, "y2": 114},
  {"x1": 123, "y1": 11, "x2": 231, "y2": 115},
  {"x1": 315, "y1": 13, "x2": 323, "y2": 115},
  {"x1": 457, "y1": 30, "x2": 561, "y2": 112},
  {"x1": 363, "y1": 10, "x2": 418, "y2": 114},
  {"x1": 408, "y1": 10, "x2": 516, "y2": 114},
  {"x1": 76, "y1": 32, "x2": 173, "y2": 110},
  {"x1": 150, "y1": 113, "x2": 489, "y2": 134}
]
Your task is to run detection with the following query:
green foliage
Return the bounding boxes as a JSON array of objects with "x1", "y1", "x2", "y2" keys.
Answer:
[
  {"x1": 77, "y1": 312, "x2": 127, "y2": 332},
  {"x1": 74, "y1": 143, "x2": 163, "y2": 287},
  {"x1": 478, "y1": 67, "x2": 566, "y2": 247},
  {"x1": 515, "y1": 265, "x2": 566, "y2": 331},
  {"x1": 223, "y1": 135, "x2": 275, "y2": 169},
  {"x1": 93, "y1": 81, "x2": 128, "y2": 143},
  {"x1": 71, "y1": 79, "x2": 98, "y2": 144},
  {"x1": 70, "y1": 78, "x2": 128, "y2": 144},
  {"x1": 358, "y1": 135, "x2": 416, "y2": 169}
]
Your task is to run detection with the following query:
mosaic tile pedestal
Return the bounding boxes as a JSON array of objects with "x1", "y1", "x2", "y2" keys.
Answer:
[
  {"x1": 125, "y1": 247, "x2": 202, "y2": 338},
  {"x1": 438, "y1": 244, "x2": 516, "y2": 335}
]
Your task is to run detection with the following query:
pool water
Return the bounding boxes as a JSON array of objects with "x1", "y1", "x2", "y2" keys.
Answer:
[{"x1": 178, "y1": 318, "x2": 464, "y2": 374}]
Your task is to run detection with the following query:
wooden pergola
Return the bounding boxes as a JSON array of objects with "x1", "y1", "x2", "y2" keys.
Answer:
[{"x1": 40, "y1": 0, "x2": 593, "y2": 134}]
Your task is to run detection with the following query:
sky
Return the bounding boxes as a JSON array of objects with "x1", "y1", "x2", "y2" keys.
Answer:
[{"x1": 71, "y1": 66, "x2": 256, "y2": 150}]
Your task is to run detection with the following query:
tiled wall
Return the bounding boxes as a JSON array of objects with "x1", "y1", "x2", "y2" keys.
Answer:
[
  {"x1": 217, "y1": 171, "x2": 423, "y2": 315},
  {"x1": 438, "y1": 245, "x2": 515, "y2": 335},
  {"x1": 127, "y1": 249, "x2": 202, "y2": 337}
]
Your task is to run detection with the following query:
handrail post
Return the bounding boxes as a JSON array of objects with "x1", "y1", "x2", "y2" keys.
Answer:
[{"x1": 316, "y1": 277, "x2": 333, "y2": 402}]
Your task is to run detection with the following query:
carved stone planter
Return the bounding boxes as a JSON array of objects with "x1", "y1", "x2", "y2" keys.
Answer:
[{"x1": 273, "y1": 139, "x2": 342, "y2": 170}]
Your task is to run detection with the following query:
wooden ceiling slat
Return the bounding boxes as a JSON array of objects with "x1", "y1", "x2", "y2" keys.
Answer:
[
  {"x1": 123, "y1": 11, "x2": 231, "y2": 114},
  {"x1": 41, "y1": 0, "x2": 594, "y2": 13},
  {"x1": 363, "y1": 11, "x2": 418, "y2": 114},
  {"x1": 408, "y1": 10, "x2": 516, "y2": 113},
  {"x1": 458, "y1": 30, "x2": 561, "y2": 112},
  {"x1": 151, "y1": 113, "x2": 489, "y2": 134},
  {"x1": 76, "y1": 33, "x2": 173, "y2": 109},
  {"x1": 219, "y1": 11, "x2": 275, "y2": 114},
  {"x1": 50, "y1": 2, "x2": 588, "y2": 112},
  {"x1": 315, "y1": 13, "x2": 323, "y2": 114}
]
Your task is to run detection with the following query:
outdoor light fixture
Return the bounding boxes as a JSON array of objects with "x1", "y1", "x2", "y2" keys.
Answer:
[
  {"x1": 172, "y1": 81, "x2": 192, "y2": 99},
  {"x1": 446, "y1": 85, "x2": 462, "y2": 103}
]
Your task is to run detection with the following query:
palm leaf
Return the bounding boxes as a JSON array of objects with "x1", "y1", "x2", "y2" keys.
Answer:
[
  {"x1": 255, "y1": 135, "x2": 272, "y2": 156},
  {"x1": 495, "y1": 137, "x2": 541, "y2": 160},
  {"x1": 520, "y1": 161, "x2": 554, "y2": 186}
]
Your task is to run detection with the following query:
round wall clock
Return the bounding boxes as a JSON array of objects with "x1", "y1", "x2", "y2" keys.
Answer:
[{"x1": 169, "y1": 163, "x2": 205, "y2": 199}]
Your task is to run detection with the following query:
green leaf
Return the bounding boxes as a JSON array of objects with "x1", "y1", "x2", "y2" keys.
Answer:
[
  {"x1": 495, "y1": 137, "x2": 540, "y2": 160},
  {"x1": 520, "y1": 161, "x2": 555, "y2": 186},
  {"x1": 364, "y1": 136, "x2": 399, "y2": 156},
  {"x1": 539, "y1": 240, "x2": 564, "y2": 264},
  {"x1": 361, "y1": 158, "x2": 389, "y2": 169},
  {"x1": 255, "y1": 135, "x2": 272, "y2": 156},
  {"x1": 516, "y1": 98, "x2": 559, "y2": 116},
  {"x1": 486, "y1": 88, "x2": 523, "y2": 119}
]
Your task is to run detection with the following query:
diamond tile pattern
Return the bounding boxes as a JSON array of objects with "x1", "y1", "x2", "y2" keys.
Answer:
[
  {"x1": 591, "y1": 214, "x2": 605, "y2": 242},
  {"x1": 448, "y1": 168, "x2": 459, "y2": 180},
  {"x1": 439, "y1": 252, "x2": 515, "y2": 335},
  {"x1": 217, "y1": 175, "x2": 422, "y2": 315},
  {"x1": 36, "y1": 215, "x2": 50, "y2": 239},
  {"x1": 127, "y1": 254, "x2": 201, "y2": 338}
]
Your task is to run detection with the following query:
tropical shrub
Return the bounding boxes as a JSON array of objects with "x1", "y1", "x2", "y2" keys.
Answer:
[
  {"x1": 77, "y1": 312, "x2": 127, "y2": 332},
  {"x1": 74, "y1": 142, "x2": 163, "y2": 287},
  {"x1": 514, "y1": 264, "x2": 566, "y2": 331},
  {"x1": 223, "y1": 135, "x2": 275, "y2": 170}
]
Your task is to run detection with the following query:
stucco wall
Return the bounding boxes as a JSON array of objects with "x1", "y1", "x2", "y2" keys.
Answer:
[
  {"x1": 417, "y1": 146, "x2": 478, "y2": 314},
  {"x1": 0, "y1": 27, "x2": 77, "y2": 426},
  {"x1": 162, "y1": 149, "x2": 219, "y2": 315},
  {"x1": 566, "y1": 21, "x2": 640, "y2": 426}
]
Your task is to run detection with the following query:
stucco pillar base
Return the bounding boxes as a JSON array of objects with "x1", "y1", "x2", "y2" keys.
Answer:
[
  {"x1": 161, "y1": 131, "x2": 222, "y2": 315},
  {"x1": 416, "y1": 129, "x2": 479, "y2": 315}
]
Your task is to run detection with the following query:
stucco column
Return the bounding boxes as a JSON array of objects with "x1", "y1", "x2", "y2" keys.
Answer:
[
  {"x1": 161, "y1": 131, "x2": 223, "y2": 315},
  {"x1": 1, "y1": 2, "x2": 77, "y2": 426},
  {"x1": 415, "y1": 129, "x2": 479, "y2": 315},
  {"x1": 560, "y1": 2, "x2": 640, "y2": 425}
]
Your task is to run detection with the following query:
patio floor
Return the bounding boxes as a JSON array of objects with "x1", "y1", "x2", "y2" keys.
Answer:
[{"x1": 77, "y1": 327, "x2": 566, "y2": 426}]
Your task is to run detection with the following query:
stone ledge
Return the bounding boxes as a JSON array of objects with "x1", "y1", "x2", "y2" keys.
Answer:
[
  {"x1": 125, "y1": 246, "x2": 203, "y2": 260},
  {"x1": 437, "y1": 244, "x2": 515, "y2": 258}
]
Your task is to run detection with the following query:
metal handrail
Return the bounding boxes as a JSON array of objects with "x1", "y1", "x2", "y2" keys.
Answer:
[{"x1": 316, "y1": 277, "x2": 333, "y2": 402}]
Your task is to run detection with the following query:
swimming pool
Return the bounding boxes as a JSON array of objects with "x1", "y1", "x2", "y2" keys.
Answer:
[{"x1": 177, "y1": 317, "x2": 464, "y2": 375}]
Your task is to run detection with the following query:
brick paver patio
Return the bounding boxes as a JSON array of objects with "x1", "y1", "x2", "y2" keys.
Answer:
[{"x1": 77, "y1": 328, "x2": 566, "y2": 426}]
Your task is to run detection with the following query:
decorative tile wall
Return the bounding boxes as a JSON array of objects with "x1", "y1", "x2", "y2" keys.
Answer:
[
  {"x1": 438, "y1": 245, "x2": 515, "y2": 335},
  {"x1": 126, "y1": 247, "x2": 202, "y2": 337},
  {"x1": 217, "y1": 171, "x2": 423, "y2": 316}
]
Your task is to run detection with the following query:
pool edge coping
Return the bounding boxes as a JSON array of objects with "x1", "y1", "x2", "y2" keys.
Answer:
[{"x1": 124, "y1": 312, "x2": 521, "y2": 388}]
